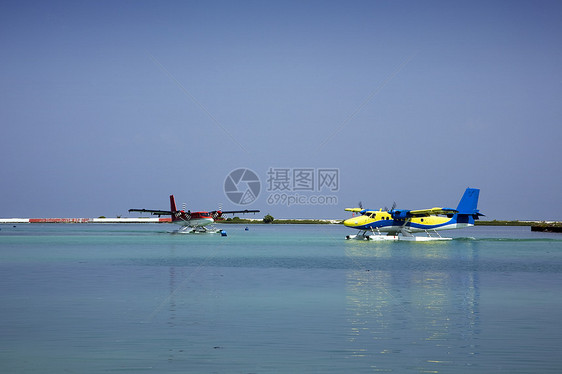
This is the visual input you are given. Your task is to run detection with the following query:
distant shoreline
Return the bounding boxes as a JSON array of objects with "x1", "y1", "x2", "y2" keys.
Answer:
[{"x1": 1, "y1": 218, "x2": 561, "y2": 231}]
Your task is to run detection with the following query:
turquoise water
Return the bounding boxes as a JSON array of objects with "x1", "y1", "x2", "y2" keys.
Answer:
[{"x1": 1, "y1": 224, "x2": 562, "y2": 373}]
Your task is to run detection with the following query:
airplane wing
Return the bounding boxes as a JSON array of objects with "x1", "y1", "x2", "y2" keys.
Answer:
[
  {"x1": 214, "y1": 209, "x2": 260, "y2": 215},
  {"x1": 345, "y1": 208, "x2": 363, "y2": 212},
  {"x1": 408, "y1": 207, "x2": 458, "y2": 217},
  {"x1": 128, "y1": 209, "x2": 174, "y2": 216},
  {"x1": 210, "y1": 209, "x2": 260, "y2": 220}
]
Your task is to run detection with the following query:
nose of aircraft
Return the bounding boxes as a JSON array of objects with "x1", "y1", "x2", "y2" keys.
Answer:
[{"x1": 344, "y1": 217, "x2": 360, "y2": 227}]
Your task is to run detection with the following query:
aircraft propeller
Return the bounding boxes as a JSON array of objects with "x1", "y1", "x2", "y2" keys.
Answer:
[{"x1": 384, "y1": 202, "x2": 396, "y2": 212}]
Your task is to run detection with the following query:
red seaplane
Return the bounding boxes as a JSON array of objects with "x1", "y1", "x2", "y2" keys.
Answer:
[{"x1": 129, "y1": 195, "x2": 259, "y2": 233}]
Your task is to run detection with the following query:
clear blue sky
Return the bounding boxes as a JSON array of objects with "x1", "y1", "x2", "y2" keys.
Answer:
[{"x1": 1, "y1": 0, "x2": 561, "y2": 220}]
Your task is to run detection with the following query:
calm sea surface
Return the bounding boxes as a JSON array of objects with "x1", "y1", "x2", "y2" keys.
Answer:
[{"x1": 1, "y1": 223, "x2": 562, "y2": 373}]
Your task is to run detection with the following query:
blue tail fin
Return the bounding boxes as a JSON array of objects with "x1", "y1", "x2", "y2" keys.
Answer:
[
  {"x1": 456, "y1": 188, "x2": 480, "y2": 214},
  {"x1": 455, "y1": 188, "x2": 483, "y2": 224}
]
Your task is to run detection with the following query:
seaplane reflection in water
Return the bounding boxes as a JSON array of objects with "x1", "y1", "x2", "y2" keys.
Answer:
[
  {"x1": 129, "y1": 195, "x2": 259, "y2": 234},
  {"x1": 343, "y1": 188, "x2": 483, "y2": 241}
]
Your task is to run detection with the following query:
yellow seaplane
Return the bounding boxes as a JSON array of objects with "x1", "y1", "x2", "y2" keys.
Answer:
[{"x1": 343, "y1": 188, "x2": 483, "y2": 241}]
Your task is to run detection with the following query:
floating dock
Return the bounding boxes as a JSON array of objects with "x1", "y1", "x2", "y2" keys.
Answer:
[{"x1": 531, "y1": 224, "x2": 562, "y2": 233}]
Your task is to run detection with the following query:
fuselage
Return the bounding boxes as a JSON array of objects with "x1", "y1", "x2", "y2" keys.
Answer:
[
  {"x1": 172, "y1": 211, "x2": 214, "y2": 227},
  {"x1": 343, "y1": 209, "x2": 472, "y2": 233}
]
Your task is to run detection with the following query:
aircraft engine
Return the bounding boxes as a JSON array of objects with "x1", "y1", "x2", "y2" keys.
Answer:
[{"x1": 391, "y1": 210, "x2": 410, "y2": 220}]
